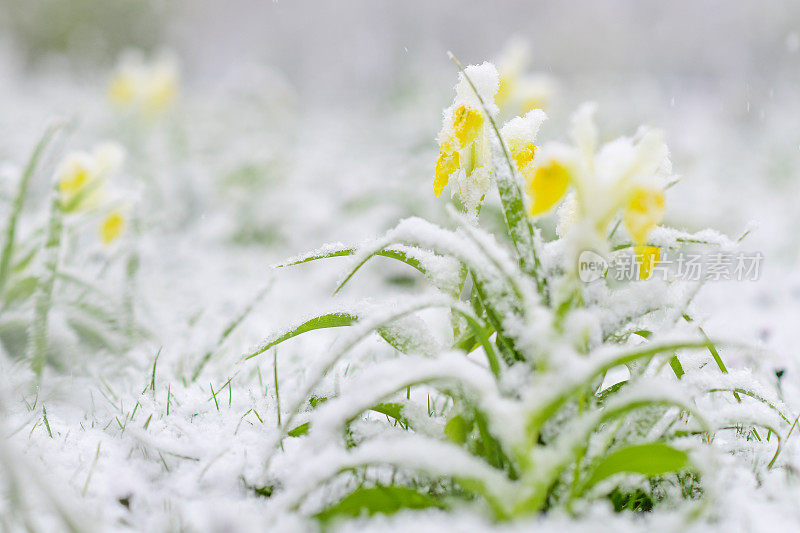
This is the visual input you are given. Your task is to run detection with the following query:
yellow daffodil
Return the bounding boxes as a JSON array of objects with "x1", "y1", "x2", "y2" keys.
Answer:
[
  {"x1": 99, "y1": 210, "x2": 126, "y2": 245},
  {"x1": 433, "y1": 102, "x2": 486, "y2": 197},
  {"x1": 434, "y1": 103, "x2": 484, "y2": 198},
  {"x1": 433, "y1": 62, "x2": 499, "y2": 213},
  {"x1": 553, "y1": 104, "x2": 670, "y2": 238},
  {"x1": 531, "y1": 104, "x2": 672, "y2": 284}
]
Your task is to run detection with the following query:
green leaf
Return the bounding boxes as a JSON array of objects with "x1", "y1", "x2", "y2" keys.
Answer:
[
  {"x1": 377, "y1": 315, "x2": 441, "y2": 356},
  {"x1": 248, "y1": 303, "x2": 460, "y2": 361},
  {"x1": 594, "y1": 381, "x2": 627, "y2": 404},
  {"x1": 315, "y1": 486, "x2": 445, "y2": 522},
  {"x1": 3, "y1": 276, "x2": 38, "y2": 306},
  {"x1": 12, "y1": 244, "x2": 38, "y2": 274},
  {"x1": 583, "y1": 443, "x2": 690, "y2": 491},
  {"x1": 471, "y1": 273, "x2": 519, "y2": 366},
  {"x1": 288, "y1": 396, "x2": 329, "y2": 437},
  {"x1": 371, "y1": 402, "x2": 408, "y2": 426},
  {"x1": 29, "y1": 191, "x2": 64, "y2": 377},
  {"x1": 245, "y1": 312, "x2": 358, "y2": 359},
  {"x1": 288, "y1": 422, "x2": 309, "y2": 437},
  {"x1": 445, "y1": 414, "x2": 470, "y2": 444},
  {"x1": 334, "y1": 246, "x2": 459, "y2": 297},
  {"x1": 67, "y1": 317, "x2": 119, "y2": 351},
  {"x1": 528, "y1": 339, "x2": 713, "y2": 437},
  {"x1": 278, "y1": 245, "x2": 458, "y2": 296},
  {"x1": 453, "y1": 331, "x2": 481, "y2": 354},
  {"x1": 0, "y1": 318, "x2": 29, "y2": 358}
]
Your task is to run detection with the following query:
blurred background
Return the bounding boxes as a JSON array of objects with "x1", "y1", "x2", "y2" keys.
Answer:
[
  {"x1": 3, "y1": 0, "x2": 799, "y2": 105},
  {"x1": 1, "y1": 1, "x2": 799, "y2": 354}
]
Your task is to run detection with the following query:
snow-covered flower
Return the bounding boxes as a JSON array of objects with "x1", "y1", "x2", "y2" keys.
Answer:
[
  {"x1": 536, "y1": 104, "x2": 670, "y2": 235},
  {"x1": 433, "y1": 62, "x2": 499, "y2": 213},
  {"x1": 109, "y1": 52, "x2": 179, "y2": 117},
  {"x1": 501, "y1": 109, "x2": 559, "y2": 216},
  {"x1": 530, "y1": 104, "x2": 671, "y2": 278}
]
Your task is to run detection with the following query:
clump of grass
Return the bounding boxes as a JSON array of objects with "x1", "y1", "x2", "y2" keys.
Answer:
[
  {"x1": 246, "y1": 57, "x2": 791, "y2": 525},
  {"x1": 0, "y1": 127, "x2": 144, "y2": 378}
]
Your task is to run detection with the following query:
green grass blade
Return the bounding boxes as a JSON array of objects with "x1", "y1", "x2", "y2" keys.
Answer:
[
  {"x1": 27, "y1": 192, "x2": 64, "y2": 377},
  {"x1": 0, "y1": 124, "x2": 61, "y2": 295},
  {"x1": 274, "y1": 245, "x2": 355, "y2": 267},
  {"x1": 191, "y1": 282, "x2": 272, "y2": 380},
  {"x1": 245, "y1": 312, "x2": 358, "y2": 360}
]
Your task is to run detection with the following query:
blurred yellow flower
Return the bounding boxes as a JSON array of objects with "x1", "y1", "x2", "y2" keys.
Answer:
[
  {"x1": 624, "y1": 187, "x2": 665, "y2": 244},
  {"x1": 109, "y1": 52, "x2": 179, "y2": 117},
  {"x1": 99, "y1": 210, "x2": 126, "y2": 245},
  {"x1": 56, "y1": 143, "x2": 126, "y2": 213},
  {"x1": 496, "y1": 72, "x2": 514, "y2": 110},
  {"x1": 57, "y1": 155, "x2": 92, "y2": 197},
  {"x1": 495, "y1": 38, "x2": 556, "y2": 115},
  {"x1": 108, "y1": 72, "x2": 137, "y2": 107}
]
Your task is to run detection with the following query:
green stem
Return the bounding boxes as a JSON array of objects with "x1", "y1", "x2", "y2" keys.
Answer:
[
  {"x1": 28, "y1": 191, "x2": 64, "y2": 377},
  {"x1": 123, "y1": 215, "x2": 141, "y2": 350}
]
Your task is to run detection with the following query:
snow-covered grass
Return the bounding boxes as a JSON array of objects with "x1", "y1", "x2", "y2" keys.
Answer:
[{"x1": 1, "y1": 38, "x2": 800, "y2": 533}]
